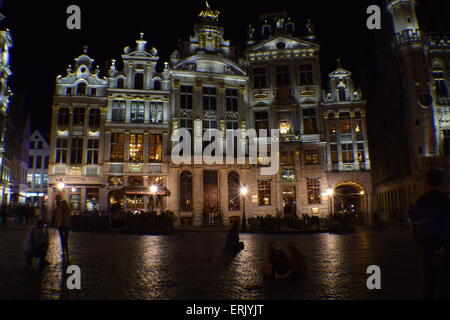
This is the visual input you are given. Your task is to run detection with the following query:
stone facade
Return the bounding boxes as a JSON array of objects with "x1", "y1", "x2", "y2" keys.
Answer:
[{"x1": 47, "y1": 3, "x2": 373, "y2": 225}]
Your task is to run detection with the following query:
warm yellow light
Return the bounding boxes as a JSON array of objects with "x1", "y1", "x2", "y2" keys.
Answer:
[
  {"x1": 149, "y1": 185, "x2": 158, "y2": 195},
  {"x1": 240, "y1": 186, "x2": 248, "y2": 196},
  {"x1": 57, "y1": 182, "x2": 65, "y2": 191},
  {"x1": 327, "y1": 188, "x2": 334, "y2": 197},
  {"x1": 360, "y1": 191, "x2": 365, "y2": 195}
]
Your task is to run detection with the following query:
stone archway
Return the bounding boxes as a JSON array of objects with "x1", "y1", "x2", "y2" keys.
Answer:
[{"x1": 333, "y1": 182, "x2": 368, "y2": 225}]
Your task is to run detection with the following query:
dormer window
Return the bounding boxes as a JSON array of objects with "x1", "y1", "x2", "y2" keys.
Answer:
[
  {"x1": 338, "y1": 87, "x2": 347, "y2": 102},
  {"x1": 134, "y1": 73, "x2": 144, "y2": 90},
  {"x1": 153, "y1": 79, "x2": 161, "y2": 90},
  {"x1": 76, "y1": 83, "x2": 87, "y2": 96},
  {"x1": 117, "y1": 78, "x2": 124, "y2": 89}
]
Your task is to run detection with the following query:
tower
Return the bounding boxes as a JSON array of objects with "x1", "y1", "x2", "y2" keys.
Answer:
[{"x1": 387, "y1": 0, "x2": 437, "y2": 164}]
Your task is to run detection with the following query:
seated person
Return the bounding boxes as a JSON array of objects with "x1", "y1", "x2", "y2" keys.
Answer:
[
  {"x1": 224, "y1": 222, "x2": 244, "y2": 251},
  {"x1": 286, "y1": 241, "x2": 307, "y2": 277},
  {"x1": 23, "y1": 220, "x2": 49, "y2": 269}
]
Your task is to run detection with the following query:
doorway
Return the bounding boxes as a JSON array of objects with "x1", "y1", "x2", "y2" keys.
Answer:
[
  {"x1": 283, "y1": 186, "x2": 297, "y2": 217},
  {"x1": 203, "y1": 170, "x2": 219, "y2": 224}
]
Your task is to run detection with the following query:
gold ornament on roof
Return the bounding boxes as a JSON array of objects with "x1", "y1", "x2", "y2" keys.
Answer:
[{"x1": 199, "y1": 0, "x2": 220, "y2": 21}]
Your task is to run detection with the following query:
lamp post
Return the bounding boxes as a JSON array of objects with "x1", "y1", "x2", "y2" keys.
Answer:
[
  {"x1": 149, "y1": 184, "x2": 158, "y2": 214},
  {"x1": 56, "y1": 182, "x2": 65, "y2": 208},
  {"x1": 240, "y1": 186, "x2": 248, "y2": 232}
]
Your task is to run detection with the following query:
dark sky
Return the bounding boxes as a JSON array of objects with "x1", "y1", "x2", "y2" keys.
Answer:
[{"x1": 1, "y1": 0, "x2": 448, "y2": 137}]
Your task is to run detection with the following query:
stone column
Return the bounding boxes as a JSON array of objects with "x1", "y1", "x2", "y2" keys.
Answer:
[
  {"x1": 192, "y1": 168, "x2": 204, "y2": 226},
  {"x1": 219, "y1": 169, "x2": 228, "y2": 221}
]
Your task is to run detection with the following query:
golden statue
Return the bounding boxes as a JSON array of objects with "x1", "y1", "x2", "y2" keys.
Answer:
[{"x1": 199, "y1": 0, "x2": 220, "y2": 21}]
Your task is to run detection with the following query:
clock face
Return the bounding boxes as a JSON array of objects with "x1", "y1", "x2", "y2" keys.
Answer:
[{"x1": 418, "y1": 92, "x2": 433, "y2": 108}]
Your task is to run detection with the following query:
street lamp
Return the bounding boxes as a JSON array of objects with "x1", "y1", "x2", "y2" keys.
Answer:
[
  {"x1": 327, "y1": 187, "x2": 334, "y2": 227},
  {"x1": 240, "y1": 186, "x2": 248, "y2": 232},
  {"x1": 149, "y1": 184, "x2": 158, "y2": 214},
  {"x1": 56, "y1": 182, "x2": 65, "y2": 207}
]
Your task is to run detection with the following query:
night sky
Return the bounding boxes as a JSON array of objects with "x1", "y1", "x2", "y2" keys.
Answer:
[{"x1": 2, "y1": 0, "x2": 449, "y2": 138}]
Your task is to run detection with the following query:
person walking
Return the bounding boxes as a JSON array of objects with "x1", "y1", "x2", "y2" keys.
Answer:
[
  {"x1": 56, "y1": 200, "x2": 71, "y2": 258},
  {"x1": 409, "y1": 169, "x2": 450, "y2": 299}
]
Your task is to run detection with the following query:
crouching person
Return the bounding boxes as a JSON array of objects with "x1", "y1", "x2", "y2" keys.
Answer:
[{"x1": 23, "y1": 220, "x2": 49, "y2": 269}]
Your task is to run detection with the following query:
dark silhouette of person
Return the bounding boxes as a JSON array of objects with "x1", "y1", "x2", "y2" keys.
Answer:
[
  {"x1": 23, "y1": 220, "x2": 49, "y2": 269},
  {"x1": 56, "y1": 200, "x2": 71, "y2": 258},
  {"x1": 269, "y1": 249, "x2": 294, "y2": 279},
  {"x1": 409, "y1": 169, "x2": 450, "y2": 299},
  {"x1": 224, "y1": 222, "x2": 244, "y2": 251},
  {"x1": 286, "y1": 241, "x2": 307, "y2": 278}
]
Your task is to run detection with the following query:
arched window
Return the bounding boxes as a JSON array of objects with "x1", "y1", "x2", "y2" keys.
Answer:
[
  {"x1": 134, "y1": 73, "x2": 144, "y2": 90},
  {"x1": 180, "y1": 171, "x2": 193, "y2": 212},
  {"x1": 153, "y1": 79, "x2": 161, "y2": 90},
  {"x1": 117, "y1": 78, "x2": 124, "y2": 89},
  {"x1": 228, "y1": 171, "x2": 240, "y2": 211},
  {"x1": 76, "y1": 82, "x2": 87, "y2": 96}
]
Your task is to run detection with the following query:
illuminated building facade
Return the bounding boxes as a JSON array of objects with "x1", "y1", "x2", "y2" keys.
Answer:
[
  {"x1": 371, "y1": 0, "x2": 450, "y2": 221},
  {"x1": 0, "y1": 26, "x2": 12, "y2": 204},
  {"x1": 48, "y1": 2, "x2": 373, "y2": 224},
  {"x1": 24, "y1": 129, "x2": 50, "y2": 206}
]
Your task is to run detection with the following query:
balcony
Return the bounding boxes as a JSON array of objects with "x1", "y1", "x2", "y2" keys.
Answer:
[
  {"x1": 53, "y1": 165, "x2": 67, "y2": 175},
  {"x1": 393, "y1": 29, "x2": 423, "y2": 47},
  {"x1": 109, "y1": 164, "x2": 124, "y2": 174},
  {"x1": 148, "y1": 163, "x2": 167, "y2": 175},
  {"x1": 85, "y1": 166, "x2": 100, "y2": 176}
]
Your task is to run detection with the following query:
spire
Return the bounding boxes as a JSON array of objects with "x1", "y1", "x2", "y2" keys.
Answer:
[
  {"x1": 83, "y1": 45, "x2": 88, "y2": 54},
  {"x1": 336, "y1": 58, "x2": 342, "y2": 69}
]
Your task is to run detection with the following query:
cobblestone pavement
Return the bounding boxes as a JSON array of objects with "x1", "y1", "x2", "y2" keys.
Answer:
[{"x1": 0, "y1": 221, "x2": 423, "y2": 300}]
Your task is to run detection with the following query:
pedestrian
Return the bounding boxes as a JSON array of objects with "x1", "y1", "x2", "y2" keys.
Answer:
[
  {"x1": 409, "y1": 169, "x2": 450, "y2": 299},
  {"x1": 223, "y1": 221, "x2": 244, "y2": 251},
  {"x1": 1, "y1": 203, "x2": 7, "y2": 227},
  {"x1": 23, "y1": 220, "x2": 49, "y2": 269},
  {"x1": 56, "y1": 200, "x2": 71, "y2": 258}
]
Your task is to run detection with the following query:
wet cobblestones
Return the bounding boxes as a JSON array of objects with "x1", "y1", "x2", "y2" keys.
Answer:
[{"x1": 0, "y1": 223, "x2": 423, "y2": 300}]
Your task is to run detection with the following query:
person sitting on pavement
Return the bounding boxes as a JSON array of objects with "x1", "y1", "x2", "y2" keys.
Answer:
[
  {"x1": 23, "y1": 220, "x2": 49, "y2": 269},
  {"x1": 223, "y1": 222, "x2": 244, "y2": 251},
  {"x1": 286, "y1": 241, "x2": 307, "y2": 278}
]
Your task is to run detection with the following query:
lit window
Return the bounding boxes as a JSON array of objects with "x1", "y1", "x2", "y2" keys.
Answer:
[
  {"x1": 110, "y1": 133, "x2": 124, "y2": 162},
  {"x1": 129, "y1": 134, "x2": 143, "y2": 162},
  {"x1": 149, "y1": 134, "x2": 162, "y2": 163},
  {"x1": 305, "y1": 150, "x2": 319, "y2": 165},
  {"x1": 258, "y1": 180, "x2": 271, "y2": 206},
  {"x1": 281, "y1": 169, "x2": 296, "y2": 182},
  {"x1": 279, "y1": 120, "x2": 291, "y2": 135},
  {"x1": 342, "y1": 143, "x2": 354, "y2": 163},
  {"x1": 307, "y1": 178, "x2": 321, "y2": 205}
]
